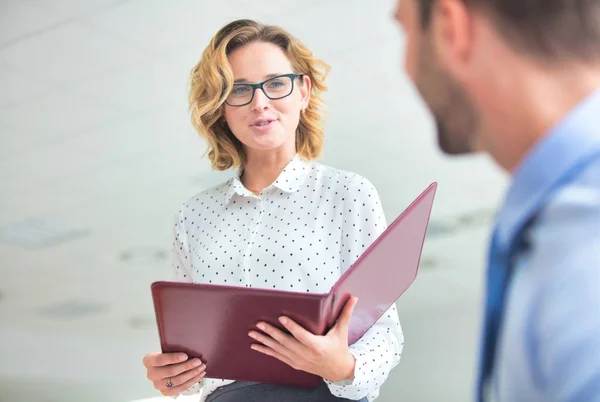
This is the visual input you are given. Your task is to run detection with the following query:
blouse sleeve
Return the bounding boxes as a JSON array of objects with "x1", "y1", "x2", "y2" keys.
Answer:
[
  {"x1": 325, "y1": 176, "x2": 404, "y2": 401},
  {"x1": 170, "y1": 206, "x2": 205, "y2": 398}
]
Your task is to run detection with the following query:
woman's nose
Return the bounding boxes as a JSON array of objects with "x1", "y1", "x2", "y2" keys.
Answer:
[{"x1": 250, "y1": 88, "x2": 270, "y2": 111}]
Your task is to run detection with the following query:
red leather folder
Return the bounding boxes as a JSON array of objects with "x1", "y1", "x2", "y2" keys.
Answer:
[{"x1": 151, "y1": 182, "x2": 437, "y2": 388}]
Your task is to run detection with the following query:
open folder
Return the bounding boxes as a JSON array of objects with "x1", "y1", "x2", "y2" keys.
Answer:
[{"x1": 151, "y1": 182, "x2": 437, "y2": 388}]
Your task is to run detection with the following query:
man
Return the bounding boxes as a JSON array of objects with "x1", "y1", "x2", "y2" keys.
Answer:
[{"x1": 394, "y1": 0, "x2": 600, "y2": 401}]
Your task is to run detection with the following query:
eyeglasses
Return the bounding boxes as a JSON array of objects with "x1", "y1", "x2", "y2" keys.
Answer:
[{"x1": 225, "y1": 73, "x2": 304, "y2": 107}]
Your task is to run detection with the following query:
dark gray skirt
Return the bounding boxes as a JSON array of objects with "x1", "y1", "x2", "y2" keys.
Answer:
[{"x1": 205, "y1": 380, "x2": 368, "y2": 402}]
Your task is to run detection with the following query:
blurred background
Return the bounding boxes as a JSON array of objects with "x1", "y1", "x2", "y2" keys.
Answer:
[{"x1": 0, "y1": 0, "x2": 509, "y2": 401}]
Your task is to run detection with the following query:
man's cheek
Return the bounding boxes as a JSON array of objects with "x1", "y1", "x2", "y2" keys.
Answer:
[{"x1": 403, "y1": 45, "x2": 418, "y2": 81}]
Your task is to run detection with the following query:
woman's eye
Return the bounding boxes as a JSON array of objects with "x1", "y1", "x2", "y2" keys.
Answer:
[
  {"x1": 267, "y1": 80, "x2": 284, "y2": 89},
  {"x1": 232, "y1": 86, "x2": 250, "y2": 95}
]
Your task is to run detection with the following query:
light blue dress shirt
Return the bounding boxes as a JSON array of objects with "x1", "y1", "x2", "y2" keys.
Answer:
[{"x1": 490, "y1": 89, "x2": 600, "y2": 401}]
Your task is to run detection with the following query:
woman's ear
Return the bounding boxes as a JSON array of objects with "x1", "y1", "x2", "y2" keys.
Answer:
[{"x1": 300, "y1": 74, "x2": 311, "y2": 109}]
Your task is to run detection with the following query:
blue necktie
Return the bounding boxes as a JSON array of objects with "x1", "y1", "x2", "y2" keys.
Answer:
[{"x1": 477, "y1": 229, "x2": 514, "y2": 402}]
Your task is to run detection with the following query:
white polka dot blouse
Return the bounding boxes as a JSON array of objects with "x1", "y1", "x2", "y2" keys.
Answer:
[{"x1": 171, "y1": 154, "x2": 404, "y2": 401}]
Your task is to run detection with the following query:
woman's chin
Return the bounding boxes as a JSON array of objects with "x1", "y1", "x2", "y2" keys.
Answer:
[{"x1": 245, "y1": 134, "x2": 290, "y2": 151}]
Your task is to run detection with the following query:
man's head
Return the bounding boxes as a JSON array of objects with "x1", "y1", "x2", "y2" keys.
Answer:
[{"x1": 395, "y1": 0, "x2": 600, "y2": 157}]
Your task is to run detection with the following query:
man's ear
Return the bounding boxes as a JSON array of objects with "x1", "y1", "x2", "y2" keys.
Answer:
[{"x1": 433, "y1": 0, "x2": 476, "y2": 75}]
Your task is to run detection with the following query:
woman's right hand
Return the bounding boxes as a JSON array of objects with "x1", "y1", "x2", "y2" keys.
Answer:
[{"x1": 143, "y1": 352, "x2": 206, "y2": 396}]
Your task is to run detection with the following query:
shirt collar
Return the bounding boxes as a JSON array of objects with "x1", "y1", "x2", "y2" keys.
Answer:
[
  {"x1": 224, "y1": 153, "x2": 310, "y2": 204},
  {"x1": 496, "y1": 89, "x2": 600, "y2": 249}
]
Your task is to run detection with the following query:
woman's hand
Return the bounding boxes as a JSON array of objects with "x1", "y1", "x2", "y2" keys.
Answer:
[
  {"x1": 249, "y1": 296, "x2": 358, "y2": 383},
  {"x1": 142, "y1": 352, "x2": 206, "y2": 396}
]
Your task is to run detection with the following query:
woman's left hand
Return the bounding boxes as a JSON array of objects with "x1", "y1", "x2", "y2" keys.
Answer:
[{"x1": 249, "y1": 296, "x2": 358, "y2": 383}]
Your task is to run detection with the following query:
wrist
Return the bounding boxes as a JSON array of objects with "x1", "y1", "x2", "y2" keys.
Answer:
[
  {"x1": 329, "y1": 352, "x2": 356, "y2": 383},
  {"x1": 342, "y1": 352, "x2": 356, "y2": 380}
]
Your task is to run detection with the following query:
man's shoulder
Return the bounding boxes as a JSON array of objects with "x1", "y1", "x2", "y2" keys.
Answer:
[
  {"x1": 527, "y1": 157, "x2": 600, "y2": 277},
  {"x1": 541, "y1": 156, "x2": 600, "y2": 226}
]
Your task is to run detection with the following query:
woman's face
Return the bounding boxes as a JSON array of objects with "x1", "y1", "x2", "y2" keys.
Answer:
[{"x1": 223, "y1": 41, "x2": 311, "y2": 156}]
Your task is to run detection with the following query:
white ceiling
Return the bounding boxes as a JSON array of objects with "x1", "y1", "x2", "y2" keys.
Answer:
[{"x1": 0, "y1": 1, "x2": 508, "y2": 401}]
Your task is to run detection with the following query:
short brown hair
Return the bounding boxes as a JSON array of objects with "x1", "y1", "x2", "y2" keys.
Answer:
[
  {"x1": 189, "y1": 19, "x2": 331, "y2": 171},
  {"x1": 417, "y1": 0, "x2": 600, "y2": 62}
]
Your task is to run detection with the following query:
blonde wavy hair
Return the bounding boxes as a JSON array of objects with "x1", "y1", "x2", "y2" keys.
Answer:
[{"x1": 189, "y1": 19, "x2": 331, "y2": 171}]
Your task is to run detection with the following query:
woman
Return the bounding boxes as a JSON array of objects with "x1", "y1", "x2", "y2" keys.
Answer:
[{"x1": 142, "y1": 19, "x2": 403, "y2": 402}]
